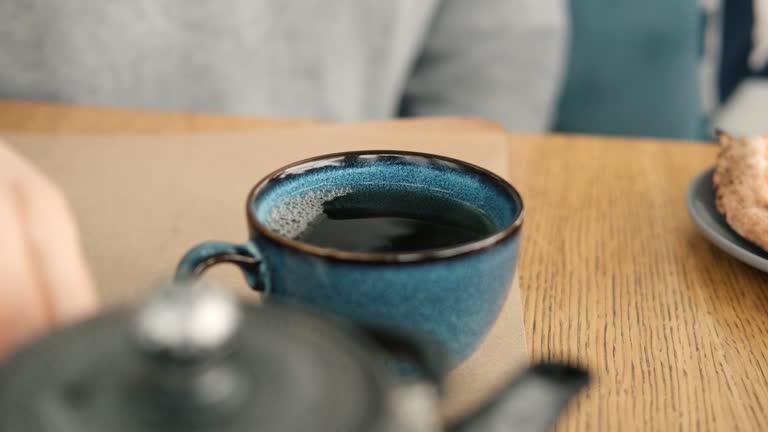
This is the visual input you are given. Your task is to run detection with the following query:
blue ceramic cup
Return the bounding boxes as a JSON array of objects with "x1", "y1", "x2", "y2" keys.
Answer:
[{"x1": 176, "y1": 151, "x2": 523, "y2": 364}]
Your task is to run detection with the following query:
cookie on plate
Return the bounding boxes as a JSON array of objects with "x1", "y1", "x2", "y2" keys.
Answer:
[{"x1": 713, "y1": 130, "x2": 768, "y2": 252}]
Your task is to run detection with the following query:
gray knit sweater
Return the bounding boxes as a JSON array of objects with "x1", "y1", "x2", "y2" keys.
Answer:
[{"x1": 0, "y1": 0, "x2": 566, "y2": 131}]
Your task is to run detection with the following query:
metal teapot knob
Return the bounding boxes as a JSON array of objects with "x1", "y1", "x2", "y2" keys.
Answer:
[
  {"x1": 134, "y1": 279, "x2": 241, "y2": 360},
  {"x1": 129, "y1": 280, "x2": 247, "y2": 425}
]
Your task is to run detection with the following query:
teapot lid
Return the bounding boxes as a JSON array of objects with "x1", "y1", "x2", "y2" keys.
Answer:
[{"x1": 0, "y1": 281, "x2": 394, "y2": 432}]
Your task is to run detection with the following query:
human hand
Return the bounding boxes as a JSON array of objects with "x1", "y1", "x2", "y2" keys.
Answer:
[{"x1": 0, "y1": 140, "x2": 98, "y2": 361}]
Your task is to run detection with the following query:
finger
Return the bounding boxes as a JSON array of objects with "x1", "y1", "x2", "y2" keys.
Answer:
[
  {"x1": 0, "y1": 143, "x2": 98, "y2": 326},
  {"x1": 0, "y1": 182, "x2": 50, "y2": 360},
  {"x1": 16, "y1": 180, "x2": 99, "y2": 325}
]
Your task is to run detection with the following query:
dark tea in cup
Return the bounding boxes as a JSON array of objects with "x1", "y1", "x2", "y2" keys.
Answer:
[{"x1": 277, "y1": 187, "x2": 499, "y2": 253}]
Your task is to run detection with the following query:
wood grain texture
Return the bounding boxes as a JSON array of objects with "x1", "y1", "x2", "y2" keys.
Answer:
[
  {"x1": 507, "y1": 135, "x2": 768, "y2": 431},
  {"x1": 3, "y1": 100, "x2": 768, "y2": 431}
]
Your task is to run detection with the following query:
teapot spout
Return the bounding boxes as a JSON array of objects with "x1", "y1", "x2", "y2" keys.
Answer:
[{"x1": 448, "y1": 363, "x2": 589, "y2": 432}]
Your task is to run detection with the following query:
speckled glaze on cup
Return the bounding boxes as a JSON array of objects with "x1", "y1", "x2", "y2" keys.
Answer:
[{"x1": 177, "y1": 151, "x2": 523, "y2": 364}]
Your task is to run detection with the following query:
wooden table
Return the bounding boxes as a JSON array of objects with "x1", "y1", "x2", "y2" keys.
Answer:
[{"x1": 3, "y1": 100, "x2": 768, "y2": 431}]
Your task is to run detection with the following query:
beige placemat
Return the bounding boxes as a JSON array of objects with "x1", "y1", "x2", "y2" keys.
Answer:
[{"x1": 6, "y1": 125, "x2": 527, "y2": 421}]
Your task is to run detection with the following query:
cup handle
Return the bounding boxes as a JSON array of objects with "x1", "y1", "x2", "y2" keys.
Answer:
[{"x1": 175, "y1": 241, "x2": 265, "y2": 291}]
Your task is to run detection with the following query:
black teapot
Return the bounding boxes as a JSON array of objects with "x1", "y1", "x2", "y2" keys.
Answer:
[{"x1": 0, "y1": 281, "x2": 588, "y2": 432}]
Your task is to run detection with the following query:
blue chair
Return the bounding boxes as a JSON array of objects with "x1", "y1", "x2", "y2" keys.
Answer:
[{"x1": 555, "y1": 0, "x2": 703, "y2": 139}]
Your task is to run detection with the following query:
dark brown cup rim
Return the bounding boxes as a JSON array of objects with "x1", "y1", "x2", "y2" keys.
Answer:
[{"x1": 246, "y1": 150, "x2": 524, "y2": 263}]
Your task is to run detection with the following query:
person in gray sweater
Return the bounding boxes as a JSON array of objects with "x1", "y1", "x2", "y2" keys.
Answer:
[{"x1": 0, "y1": 0, "x2": 567, "y2": 131}]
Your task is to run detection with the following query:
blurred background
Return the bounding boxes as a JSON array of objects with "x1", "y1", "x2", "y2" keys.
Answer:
[
  {"x1": 557, "y1": 0, "x2": 765, "y2": 141},
  {"x1": 556, "y1": 0, "x2": 702, "y2": 139},
  {"x1": 1, "y1": 0, "x2": 766, "y2": 141}
]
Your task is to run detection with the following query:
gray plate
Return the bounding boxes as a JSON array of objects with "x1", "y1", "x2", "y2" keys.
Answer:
[{"x1": 687, "y1": 167, "x2": 768, "y2": 272}]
